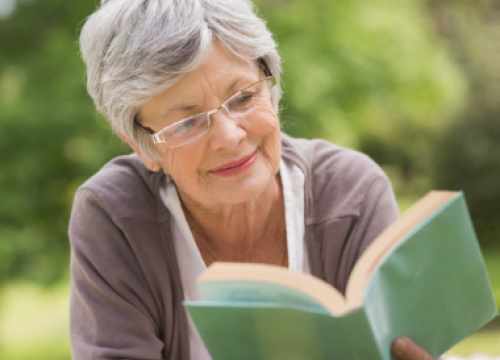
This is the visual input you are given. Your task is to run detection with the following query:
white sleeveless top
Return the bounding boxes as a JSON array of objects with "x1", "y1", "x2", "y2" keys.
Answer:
[{"x1": 160, "y1": 158, "x2": 309, "y2": 360}]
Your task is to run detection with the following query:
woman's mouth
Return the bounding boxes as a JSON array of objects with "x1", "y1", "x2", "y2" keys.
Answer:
[{"x1": 209, "y1": 150, "x2": 258, "y2": 177}]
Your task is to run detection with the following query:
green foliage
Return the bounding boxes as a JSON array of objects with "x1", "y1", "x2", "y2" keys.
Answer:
[
  {"x1": 429, "y1": 2, "x2": 500, "y2": 247},
  {"x1": 0, "y1": 0, "x2": 128, "y2": 285},
  {"x1": 254, "y1": 0, "x2": 467, "y2": 199},
  {"x1": 257, "y1": 0, "x2": 465, "y2": 147},
  {"x1": 0, "y1": 0, "x2": 498, "y2": 286},
  {"x1": 433, "y1": 113, "x2": 500, "y2": 247}
]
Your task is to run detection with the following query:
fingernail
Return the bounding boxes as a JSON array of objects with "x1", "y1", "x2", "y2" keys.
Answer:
[{"x1": 393, "y1": 337, "x2": 408, "y2": 356}]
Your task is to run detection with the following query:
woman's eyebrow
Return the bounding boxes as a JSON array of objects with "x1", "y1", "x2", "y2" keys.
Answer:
[
  {"x1": 159, "y1": 75, "x2": 256, "y2": 119},
  {"x1": 228, "y1": 76, "x2": 255, "y2": 93},
  {"x1": 160, "y1": 104, "x2": 198, "y2": 120}
]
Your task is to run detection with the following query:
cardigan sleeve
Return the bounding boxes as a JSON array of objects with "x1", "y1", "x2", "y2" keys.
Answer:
[
  {"x1": 351, "y1": 174, "x2": 400, "y2": 260},
  {"x1": 302, "y1": 138, "x2": 400, "y2": 293},
  {"x1": 69, "y1": 187, "x2": 164, "y2": 360},
  {"x1": 317, "y1": 173, "x2": 400, "y2": 294}
]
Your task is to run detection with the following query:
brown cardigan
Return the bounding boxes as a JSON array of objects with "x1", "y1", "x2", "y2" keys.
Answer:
[{"x1": 69, "y1": 134, "x2": 399, "y2": 360}]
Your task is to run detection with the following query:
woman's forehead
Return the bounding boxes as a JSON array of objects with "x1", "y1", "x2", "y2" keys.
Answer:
[
  {"x1": 175, "y1": 44, "x2": 259, "y2": 94},
  {"x1": 141, "y1": 43, "x2": 260, "y2": 122}
]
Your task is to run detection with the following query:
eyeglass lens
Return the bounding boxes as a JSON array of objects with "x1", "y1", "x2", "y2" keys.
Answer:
[{"x1": 161, "y1": 78, "x2": 273, "y2": 148}]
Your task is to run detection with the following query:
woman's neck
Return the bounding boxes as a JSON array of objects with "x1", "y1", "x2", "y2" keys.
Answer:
[{"x1": 179, "y1": 174, "x2": 287, "y2": 266}]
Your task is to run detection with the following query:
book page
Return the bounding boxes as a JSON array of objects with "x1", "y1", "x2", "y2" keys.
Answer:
[
  {"x1": 199, "y1": 281, "x2": 335, "y2": 315},
  {"x1": 199, "y1": 263, "x2": 348, "y2": 316}
]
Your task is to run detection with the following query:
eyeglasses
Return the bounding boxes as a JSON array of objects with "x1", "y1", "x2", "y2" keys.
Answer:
[{"x1": 135, "y1": 75, "x2": 276, "y2": 148}]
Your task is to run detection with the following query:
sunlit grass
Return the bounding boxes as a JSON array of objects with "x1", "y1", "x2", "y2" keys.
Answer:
[
  {"x1": 447, "y1": 329, "x2": 500, "y2": 357},
  {"x1": 0, "y1": 337, "x2": 71, "y2": 360},
  {"x1": 0, "y1": 281, "x2": 71, "y2": 360},
  {"x1": 397, "y1": 195, "x2": 422, "y2": 213},
  {"x1": 484, "y1": 251, "x2": 500, "y2": 307},
  {"x1": 445, "y1": 248, "x2": 500, "y2": 357}
]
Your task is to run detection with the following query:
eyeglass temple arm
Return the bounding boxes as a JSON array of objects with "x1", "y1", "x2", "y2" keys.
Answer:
[
  {"x1": 258, "y1": 58, "x2": 273, "y2": 77},
  {"x1": 134, "y1": 116, "x2": 156, "y2": 135}
]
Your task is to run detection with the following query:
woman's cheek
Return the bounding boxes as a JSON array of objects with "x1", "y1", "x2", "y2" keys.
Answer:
[
  {"x1": 160, "y1": 147, "x2": 188, "y2": 179},
  {"x1": 157, "y1": 147, "x2": 174, "y2": 175},
  {"x1": 250, "y1": 106, "x2": 280, "y2": 135},
  {"x1": 254, "y1": 107, "x2": 281, "y2": 172}
]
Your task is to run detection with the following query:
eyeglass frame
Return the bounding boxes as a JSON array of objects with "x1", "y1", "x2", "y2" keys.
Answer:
[{"x1": 134, "y1": 59, "x2": 275, "y2": 148}]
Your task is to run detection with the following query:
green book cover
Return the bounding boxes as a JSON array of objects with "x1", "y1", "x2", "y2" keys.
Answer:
[{"x1": 185, "y1": 191, "x2": 498, "y2": 360}]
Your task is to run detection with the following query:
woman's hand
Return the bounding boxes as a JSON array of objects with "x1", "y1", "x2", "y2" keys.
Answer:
[{"x1": 392, "y1": 337, "x2": 435, "y2": 360}]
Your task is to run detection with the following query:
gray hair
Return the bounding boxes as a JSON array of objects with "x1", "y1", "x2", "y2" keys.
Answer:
[{"x1": 79, "y1": 0, "x2": 282, "y2": 161}]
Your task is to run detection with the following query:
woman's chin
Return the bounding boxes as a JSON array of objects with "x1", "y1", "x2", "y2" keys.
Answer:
[{"x1": 212, "y1": 174, "x2": 276, "y2": 206}]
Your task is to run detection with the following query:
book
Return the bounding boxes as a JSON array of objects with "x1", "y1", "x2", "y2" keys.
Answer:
[{"x1": 184, "y1": 191, "x2": 498, "y2": 360}]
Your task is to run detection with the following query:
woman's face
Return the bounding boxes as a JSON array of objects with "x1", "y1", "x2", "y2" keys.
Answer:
[{"x1": 138, "y1": 43, "x2": 281, "y2": 209}]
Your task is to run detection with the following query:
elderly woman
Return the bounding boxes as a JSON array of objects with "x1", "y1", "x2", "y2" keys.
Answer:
[{"x1": 70, "y1": 0, "x2": 435, "y2": 359}]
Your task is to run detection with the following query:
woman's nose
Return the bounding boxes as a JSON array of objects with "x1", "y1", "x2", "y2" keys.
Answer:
[{"x1": 207, "y1": 109, "x2": 246, "y2": 152}]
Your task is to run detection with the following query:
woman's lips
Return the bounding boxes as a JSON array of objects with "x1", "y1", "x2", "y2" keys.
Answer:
[{"x1": 209, "y1": 150, "x2": 258, "y2": 177}]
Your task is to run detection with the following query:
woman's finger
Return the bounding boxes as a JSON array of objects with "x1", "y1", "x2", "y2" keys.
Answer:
[{"x1": 392, "y1": 337, "x2": 435, "y2": 360}]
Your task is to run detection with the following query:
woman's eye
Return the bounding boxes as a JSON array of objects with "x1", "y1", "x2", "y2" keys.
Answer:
[
  {"x1": 171, "y1": 116, "x2": 201, "y2": 137},
  {"x1": 228, "y1": 94, "x2": 255, "y2": 112},
  {"x1": 233, "y1": 93, "x2": 253, "y2": 104},
  {"x1": 177, "y1": 118, "x2": 195, "y2": 130}
]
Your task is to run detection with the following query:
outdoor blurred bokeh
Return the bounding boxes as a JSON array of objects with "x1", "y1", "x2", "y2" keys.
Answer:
[{"x1": 0, "y1": 0, "x2": 499, "y2": 359}]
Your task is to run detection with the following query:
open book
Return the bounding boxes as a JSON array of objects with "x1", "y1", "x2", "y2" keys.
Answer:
[{"x1": 185, "y1": 191, "x2": 498, "y2": 360}]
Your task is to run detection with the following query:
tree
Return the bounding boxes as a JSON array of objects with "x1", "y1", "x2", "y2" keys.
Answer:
[
  {"x1": 427, "y1": 0, "x2": 500, "y2": 246},
  {"x1": 0, "y1": 0, "x2": 128, "y2": 285},
  {"x1": 0, "y1": 0, "x2": 481, "y2": 286},
  {"x1": 256, "y1": 0, "x2": 465, "y2": 195}
]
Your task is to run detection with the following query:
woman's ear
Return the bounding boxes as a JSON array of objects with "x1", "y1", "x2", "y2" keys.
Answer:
[{"x1": 116, "y1": 132, "x2": 161, "y2": 172}]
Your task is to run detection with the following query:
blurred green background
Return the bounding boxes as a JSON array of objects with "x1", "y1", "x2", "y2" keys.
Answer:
[{"x1": 0, "y1": 0, "x2": 499, "y2": 358}]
